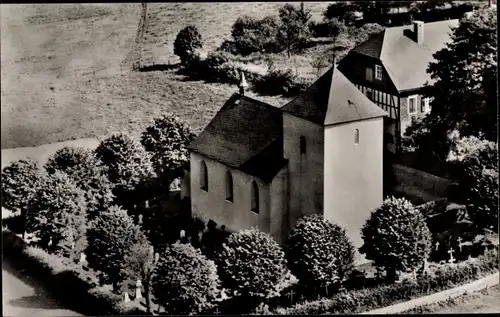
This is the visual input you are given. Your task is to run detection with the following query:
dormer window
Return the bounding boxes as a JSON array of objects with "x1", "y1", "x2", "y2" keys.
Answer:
[{"x1": 375, "y1": 65, "x2": 383, "y2": 80}]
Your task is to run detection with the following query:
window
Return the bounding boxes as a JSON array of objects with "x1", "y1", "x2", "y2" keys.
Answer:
[
  {"x1": 375, "y1": 65, "x2": 383, "y2": 80},
  {"x1": 421, "y1": 97, "x2": 431, "y2": 113},
  {"x1": 365, "y1": 67, "x2": 374, "y2": 81},
  {"x1": 366, "y1": 88, "x2": 374, "y2": 100},
  {"x1": 354, "y1": 129, "x2": 360, "y2": 144},
  {"x1": 225, "y1": 171, "x2": 233, "y2": 202},
  {"x1": 200, "y1": 161, "x2": 208, "y2": 191},
  {"x1": 408, "y1": 95, "x2": 417, "y2": 114},
  {"x1": 300, "y1": 136, "x2": 306, "y2": 154},
  {"x1": 251, "y1": 181, "x2": 259, "y2": 214}
]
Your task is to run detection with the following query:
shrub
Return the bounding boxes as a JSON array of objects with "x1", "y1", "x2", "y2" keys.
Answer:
[
  {"x1": 201, "y1": 52, "x2": 240, "y2": 84},
  {"x1": 360, "y1": 197, "x2": 432, "y2": 283},
  {"x1": 253, "y1": 68, "x2": 309, "y2": 97},
  {"x1": 215, "y1": 228, "x2": 288, "y2": 300},
  {"x1": 230, "y1": 15, "x2": 280, "y2": 55},
  {"x1": 174, "y1": 25, "x2": 203, "y2": 66},
  {"x1": 30, "y1": 172, "x2": 87, "y2": 260},
  {"x1": 86, "y1": 205, "x2": 149, "y2": 292},
  {"x1": 1, "y1": 158, "x2": 43, "y2": 236},
  {"x1": 287, "y1": 214, "x2": 355, "y2": 296},
  {"x1": 45, "y1": 146, "x2": 114, "y2": 220},
  {"x1": 323, "y1": 1, "x2": 358, "y2": 23},
  {"x1": 152, "y1": 242, "x2": 220, "y2": 315}
]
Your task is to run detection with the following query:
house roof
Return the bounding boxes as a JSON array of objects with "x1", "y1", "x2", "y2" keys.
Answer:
[
  {"x1": 281, "y1": 67, "x2": 387, "y2": 126},
  {"x1": 188, "y1": 94, "x2": 286, "y2": 183},
  {"x1": 351, "y1": 19, "x2": 459, "y2": 92}
]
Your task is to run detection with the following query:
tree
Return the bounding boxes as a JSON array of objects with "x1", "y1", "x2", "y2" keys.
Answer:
[
  {"x1": 86, "y1": 205, "x2": 149, "y2": 292},
  {"x1": 1, "y1": 158, "x2": 43, "y2": 239},
  {"x1": 174, "y1": 25, "x2": 203, "y2": 67},
  {"x1": 326, "y1": 18, "x2": 347, "y2": 48},
  {"x1": 231, "y1": 15, "x2": 280, "y2": 55},
  {"x1": 152, "y1": 242, "x2": 220, "y2": 315},
  {"x1": 29, "y1": 172, "x2": 87, "y2": 260},
  {"x1": 323, "y1": 1, "x2": 356, "y2": 23},
  {"x1": 215, "y1": 228, "x2": 288, "y2": 299},
  {"x1": 277, "y1": 3, "x2": 312, "y2": 58},
  {"x1": 45, "y1": 146, "x2": 114, "y2": 220},
  {"x1": 140, "y1": 115, "x2": 195, "y2": 187},
  {"x1": 94, "y1": 133, "x2": 155, "y2": 210},
  {"x1": 448, "y1": 135, "x2": 498, "y2": 231},
  {"x1": 360, "y1": 197, "x2": 432, "y2": 283},
  {"x1": 417, "y1": 7, "x2": 498, "y2": 161},
  {"x1": 287, "y1": 214, "x2": 355, "y2": 296},
  {"x1": 121, "y1": 240, "x2": 156, "y2": 313}
]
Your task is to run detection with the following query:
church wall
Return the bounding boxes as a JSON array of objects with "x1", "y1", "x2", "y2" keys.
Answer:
[
  {"x1": 323, "y1": 117, "x2": 384, "y2": 262},
  {"x1": 283, "y1": 113, "x2": 324, "y2": 233},
  {"x1": 190, "y1": 152, "x2": 271, "y2": 234},
  {"x1": 270, "y1": 164, "x2": 289, "y2": 245}
]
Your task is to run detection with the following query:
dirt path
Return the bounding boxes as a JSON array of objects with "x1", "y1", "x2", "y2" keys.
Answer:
[{"x1": 2, "y1": 260, "x2": 83, "y2": 317}]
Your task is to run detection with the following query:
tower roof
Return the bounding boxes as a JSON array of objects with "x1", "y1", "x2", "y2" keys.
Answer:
[{"x1": 281, "y1": 67, "x2": 387, "y2": 126}]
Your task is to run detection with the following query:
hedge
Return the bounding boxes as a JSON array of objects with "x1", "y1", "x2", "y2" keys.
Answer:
[
  {"x1": 272, "y1": 249, "x2": 499, "y2": 315},
  {"x1": 2, "y1": 229, "x2": 149, "y2": 316}
]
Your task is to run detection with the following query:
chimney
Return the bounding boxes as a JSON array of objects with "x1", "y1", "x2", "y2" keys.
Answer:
[
  {"x1": 413, "y1": 20, "x2": 424, "y2": 45},
  {"x1": 238, "y1": 71, "x2": 248, "y2": 95}
]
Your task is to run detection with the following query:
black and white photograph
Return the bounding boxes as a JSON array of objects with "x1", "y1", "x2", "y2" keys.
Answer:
[{"x1": 1, "y1": 1, "x2": 498, "y2": 316}]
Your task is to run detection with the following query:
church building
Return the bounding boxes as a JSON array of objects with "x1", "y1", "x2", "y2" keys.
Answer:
[{"x1": 182, "y1": 66, "x2": 388, "y2": 258}]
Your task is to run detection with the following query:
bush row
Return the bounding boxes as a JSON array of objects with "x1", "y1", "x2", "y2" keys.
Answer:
[
  {"x1": 183, "y1": 52, "x2": 310, "y2": 97},
  {"x1": 271, "y1": 249, "x2": 499, "y2": 315},
  {"x1": 2, "y1": 229, "x2": 148, "y2": 316}
]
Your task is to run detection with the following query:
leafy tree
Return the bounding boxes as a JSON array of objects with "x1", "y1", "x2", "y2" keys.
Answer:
[
  {"x1": 140, "y1": 115, "x2": 195, "y2": 187},
  {"x1": 94, "y1": 133, "x2": 155, "y2": 210},
  {"x1": 448, "y1": 135, "x2": 498, "y2": 231},
  {"x1": 326, "y1": 18, "x2": 347, "y2": 47},
  {"x1": 174, "y1": 25, "x2": 203, "y2": 67},
  {"x1": 44, "y1": 146, "x2": 114, "y2": 220},
  {"x1": 121, "y1": 240, "x2": 156, "y2": 313},
  {"x1": 287, "y1": 214, "x2": 355, "y2": 296},
  {"x1": 414, "y1": 7, "x2": 498, "y2": 163},
  {"x1": 360, "y1": 197, "x2": 432, "y2": 283},
  {"x1": 215, "y1": 228, "x2": 288, "y2": 299},
  {"x1": 231, "y1": 15, "x2": 280, "y2": 55},
  {"x1": 1, "y1": 158, "x2": 43, "y2": 239},
  {"x1": 86, "y1": 205, "x2": 149, "y2": 292},
  {"x1": 30, "y1": 172, "x2": 87, "y2": 260},
  {"x1": 152, "y1": 242, "x2": 220, "y2": 315},
  {"x1": 323, "y1": 1, "x2": 356, "y2": 23},
  {"x1": 277, "y1": 3, "x2": 312, "y2": 58}
]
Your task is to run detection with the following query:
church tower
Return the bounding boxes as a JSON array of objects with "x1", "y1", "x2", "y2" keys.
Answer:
[{"x1": 281, "y1": 67, "x2": 387, "y2": 257}]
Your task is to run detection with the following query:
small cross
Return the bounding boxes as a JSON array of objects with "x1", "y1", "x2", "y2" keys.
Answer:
[
  {"x1": 435, "y1": 241, "x2": 440, "y2": 251},
  {"x1": 287, "y1": 289, "x2": 294, "y2": 304},
  {"x1": 457, "y1": 237, "x2": 463, "y2": 252},
  {"x1": 215, "y1": 308, "x2": 219, "y2": 315},
  {"x1": 448, "y1": 248, "x2": 455, "y2": 264}
]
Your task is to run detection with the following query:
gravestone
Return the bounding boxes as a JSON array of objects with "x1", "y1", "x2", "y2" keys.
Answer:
[
  {"x1": 124, "y1": 291, "x2": 130, "y2": 303},
  {"x1": 136, "y1": 279, "x2": 142, "y2": 300}
]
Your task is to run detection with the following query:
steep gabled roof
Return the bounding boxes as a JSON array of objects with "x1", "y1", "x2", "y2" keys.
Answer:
[
  {"x1": 351, "y1": 19, "x2": 459, "y2": 92},
  {"x1": 188, "y1": 94, "x2": 286, "y2": 182},
  {"x1": 281, "y1": 67, "x2": 387, "y2": 126}
]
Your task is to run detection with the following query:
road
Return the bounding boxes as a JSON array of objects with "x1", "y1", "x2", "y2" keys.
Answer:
[{"x1": 2, "y1": 260, "x2": 83, "y2": 317}]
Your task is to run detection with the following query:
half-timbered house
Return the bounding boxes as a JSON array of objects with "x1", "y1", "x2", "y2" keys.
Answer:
[{"x1": 337, "y1": 19, "x2": 459, "y2": 151}]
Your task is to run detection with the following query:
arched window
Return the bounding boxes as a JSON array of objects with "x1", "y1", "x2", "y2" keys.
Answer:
[
  {"x1": 300, "y1": 135, "x2": 306, "y2": 154},
  {"x1": 225, "y1": 171, "x2": 233, "y2": 202},
  {"x1": 354, "y1": 129, "x2": 360, "y2": 144},
  {"x1": 251, "y1": 181, "x2": 259, "y2": 214},
  {"x1": 200, "y1": 161, "x2": 208, "y2": 191}
]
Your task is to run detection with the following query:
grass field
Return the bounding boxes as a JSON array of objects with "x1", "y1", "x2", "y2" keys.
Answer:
[
  {"x1": 1, "y1": 3, "x2": 298, "y2": 150},
  {"x1": 404, "y1": 285, "x2": 500, "y2": 314}
]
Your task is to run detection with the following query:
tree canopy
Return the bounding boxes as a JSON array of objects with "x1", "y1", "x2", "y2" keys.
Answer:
[
  {"x1": 277, "y1": 3, "x2": 312, "y2": 57},
  {"x1": 2, "y1": 158, "x2": 42, "y2": 215},
  {"x1": 152, "y1": 242, "x2": 220, "y2": 315},
  {"x1": 174, "y1": 25, "x2": 203, "y2": 66}
]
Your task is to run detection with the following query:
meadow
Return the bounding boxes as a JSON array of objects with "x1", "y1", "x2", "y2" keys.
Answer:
[{"x1": 1, "y1": 3, "x2": 306, "y2": 150}]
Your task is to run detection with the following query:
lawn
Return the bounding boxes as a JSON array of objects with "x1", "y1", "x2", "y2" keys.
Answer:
[
  {"x1": 404, "y1": 285, "x2": 500, "y2": 314},
  {"x1": 1, "y1": 4, "x2": 295, "y2": 150}
]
